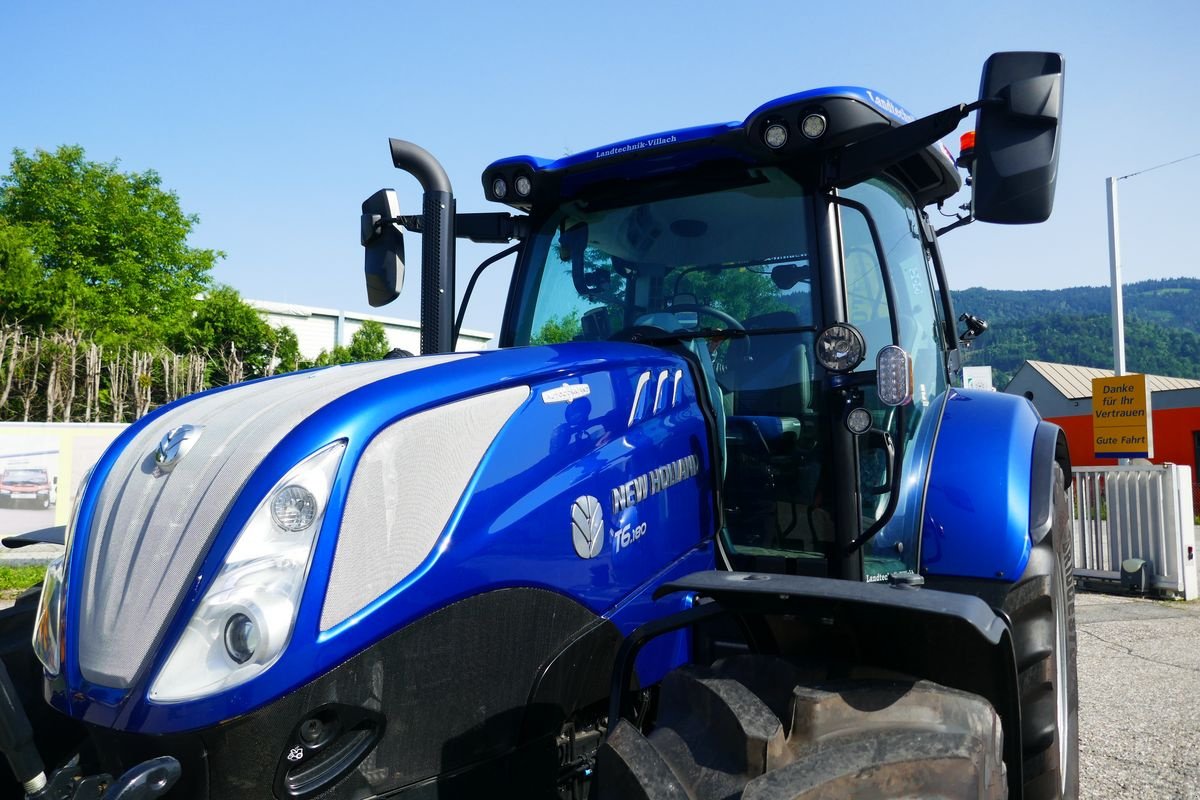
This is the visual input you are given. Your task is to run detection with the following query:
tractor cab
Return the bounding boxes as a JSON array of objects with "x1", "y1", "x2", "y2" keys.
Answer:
[
  {"x1": 363, "y1": 52, "x2": 1064, "y2": 584},
  {"x1": 489, "y1": 89, "x2": 968, "y2": 583}
]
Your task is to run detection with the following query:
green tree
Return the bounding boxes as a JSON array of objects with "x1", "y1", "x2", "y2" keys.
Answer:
[
  {"x1": 272, "y1": 325, "x2": 302, "y2": 374},
  {"x1": 0, "y1": 222, "x2": 52, "y2": 325},
  {"x1": 0, "y1": 145, "x2": 221, "y2": 347},
  {"x1": 531, "y1": 314, "x2": 582, "y2": 345},
  {"x1": 346, "y1": 320, "x2": 390, "y2": 362},
  {"x1": 180, "y1": 285, "x2": 274, "y2": 383},
  {"x1": 676, "y1": 267, "x2": 791, "y2": 323},
  {"x1": 308, "y1": 321, "x2": 392, "y2": 367},
  {"x1": 309, "y1": 346, "x2": 351, "y2": 367}
]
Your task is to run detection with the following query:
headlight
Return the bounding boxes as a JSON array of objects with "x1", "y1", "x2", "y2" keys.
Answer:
[
  {"x1": 816, "y1": 323, "x2": 866, "y2": 373},
  {"x1": 32, "y1": 558, "x2": 65, "y2": 675},
  {"x1": 148, "y1": 441, "x2": 345, "y2": 703},
  {"x1": 33, "y1": 470, "x2": 90, "y2": 675}
]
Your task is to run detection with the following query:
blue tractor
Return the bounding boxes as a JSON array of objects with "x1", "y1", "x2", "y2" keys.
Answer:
[{"x1": 0, "y1": 52, "x2": 1073, "y2": 799}]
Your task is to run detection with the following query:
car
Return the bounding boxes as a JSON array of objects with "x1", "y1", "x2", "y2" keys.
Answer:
[{"x1": 0, "y1": 468, "x2": 55, "y2": 509}]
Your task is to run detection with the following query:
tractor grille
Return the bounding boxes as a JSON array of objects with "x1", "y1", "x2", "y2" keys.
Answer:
[{"x1": 76, "y1": 355, "x2": 472, "y2": 689}]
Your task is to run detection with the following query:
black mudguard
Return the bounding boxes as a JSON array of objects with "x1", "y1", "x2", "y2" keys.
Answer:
[{"x1": 614, "y1": 571, "x2": 1025, "y2": 794}]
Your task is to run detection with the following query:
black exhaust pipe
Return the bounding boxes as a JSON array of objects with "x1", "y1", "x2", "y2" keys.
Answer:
[{"x1": 389, "y1": 139, "x2": 455, "y2": 355}]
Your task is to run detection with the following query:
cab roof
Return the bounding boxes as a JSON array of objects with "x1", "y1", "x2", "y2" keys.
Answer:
[{"x1": 483, "y1": 86, "x2": 961, "y2": 211}]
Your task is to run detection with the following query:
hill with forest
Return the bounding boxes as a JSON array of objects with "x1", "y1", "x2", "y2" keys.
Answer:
[{"x1": 948, "y1": 277, "x2": 1200, "y2": 387}]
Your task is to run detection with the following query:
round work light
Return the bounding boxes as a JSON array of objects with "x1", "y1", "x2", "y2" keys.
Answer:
[
  {"x1": 816, "y1": 324, "x2": 866, "y2": 373},
  {"x1": 845, "y1": 407, "x2": 873, "y2": 435},
  {"x1": 764, "y1": 123, "x2": 789, "y2": 149},
  {"x1": 800, "y1": 113, "x2": 827, "y2": 139}
]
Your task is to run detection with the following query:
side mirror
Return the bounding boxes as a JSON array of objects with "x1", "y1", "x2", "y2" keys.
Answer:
[
  {"x1": 563, "y1": 224, "x2": 609, "y2": 299},
  {"x1": 972, "y1": 52, "x2": 1065, "y2": 224},
  {"x1": 361, "y1": 189, "x2": 405, "y2": 307}
]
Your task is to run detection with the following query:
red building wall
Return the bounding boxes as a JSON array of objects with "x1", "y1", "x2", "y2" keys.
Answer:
[{"x1": 1048, "y1": 406, "x2": 1200, "y2": 514}]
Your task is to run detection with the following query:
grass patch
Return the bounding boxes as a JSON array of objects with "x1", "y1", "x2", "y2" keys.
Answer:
[{"x1": 0, "y1": 565, "x2": 46, "y2": 592}]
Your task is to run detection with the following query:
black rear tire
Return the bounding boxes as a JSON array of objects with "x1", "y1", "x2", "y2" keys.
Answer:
[
  {"x1": 596, "y1": 655, "x2": 1007, "y2": 800},
  {"x1": 1004, "y1": 461, "x2": 1079, "y2": 799}
]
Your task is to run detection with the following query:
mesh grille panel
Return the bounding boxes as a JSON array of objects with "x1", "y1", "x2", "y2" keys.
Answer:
[
  {"x1": 320, "y1": 386, "x2": 529, "y2": 630},
  {"x1": 420, "y1": 193, "x2": 446, "y2": 355},
  {"x1": 77, "y1": 354, "x2": 473, "y2": 688}
]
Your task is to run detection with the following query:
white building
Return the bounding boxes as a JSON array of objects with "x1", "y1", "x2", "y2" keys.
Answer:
[{"x1": 247, "y1": 299, "x2": 493, "y2": 359}]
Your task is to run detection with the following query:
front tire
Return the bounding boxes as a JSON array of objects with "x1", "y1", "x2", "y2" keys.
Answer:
[
  {"x1": 1004, "y1": 462, "x2": 1079, "y2": 799},
  {"x1": 597, "y1": 656, "x2": 1007, "y2": 799}
]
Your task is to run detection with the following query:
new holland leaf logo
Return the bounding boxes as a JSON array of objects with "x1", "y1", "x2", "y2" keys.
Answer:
[{"x1": 571, "y1": 495, "x2": 604, "y2": 559}]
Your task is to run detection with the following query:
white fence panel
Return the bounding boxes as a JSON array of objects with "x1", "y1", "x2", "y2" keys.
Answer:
[{"x1": 1069, "y1": 464, "x2": 1197, "y2": 599}]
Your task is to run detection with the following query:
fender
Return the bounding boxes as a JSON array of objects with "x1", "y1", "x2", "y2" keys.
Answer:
[
  {"x1": 639, "y1": 571, "x2": 1024, "y2": 793},
  {"x1": 919, "y1": 388, "x2": 1051, "y2": 582},
  {"x1": 1029, "y1": 420, "x2": 1072, "y2": 545}
]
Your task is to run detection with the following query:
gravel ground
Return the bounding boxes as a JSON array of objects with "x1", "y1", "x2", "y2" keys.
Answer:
[{"x1": 1077, "y1": 591, "x2": 1200, "y2": 799}]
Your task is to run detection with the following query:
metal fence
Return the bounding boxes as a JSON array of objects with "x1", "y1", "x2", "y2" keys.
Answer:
[{"x1": 1069, "y1": 463, "x2": 1197, "y2": 599}]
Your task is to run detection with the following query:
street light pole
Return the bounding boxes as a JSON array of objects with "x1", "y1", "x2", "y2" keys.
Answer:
[
  {"x1": 1106, "y1": 152, "x2": 1200, "y2": 379},
  {"x1": 1105, "y1": 176, "x2": 1126, "y2": 377}
]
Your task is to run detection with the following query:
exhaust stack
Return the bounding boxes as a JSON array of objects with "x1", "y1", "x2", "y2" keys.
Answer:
[{"x1": 389, "y1": 139, "x2": 455, "y2": 355}]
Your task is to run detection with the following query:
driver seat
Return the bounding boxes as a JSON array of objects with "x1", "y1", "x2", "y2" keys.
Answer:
[{"x1": 727, "y1": 311, "x2": 813, "y2": 419}]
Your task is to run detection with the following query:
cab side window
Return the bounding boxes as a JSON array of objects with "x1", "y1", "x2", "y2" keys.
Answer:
[{"x1": 840, "y1": 179, "x2": 945, "y2": 405}]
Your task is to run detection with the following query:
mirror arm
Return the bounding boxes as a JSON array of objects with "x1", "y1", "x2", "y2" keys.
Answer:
[
  {"x1": 935, "y1": 212, "x2": 975, "y2": 237},
  {"x1": 456, "y1": 213, "x2": 530, "y2": 243},
  {"x1": 828, "y1": 98, "x2": 1000, "y2": 189},
  {"x1": 454, "y1": 244, "x2": 521, "y2": 349},
  {"x1": 392, "y1": 212, "x2": 528, "y2": 244}
]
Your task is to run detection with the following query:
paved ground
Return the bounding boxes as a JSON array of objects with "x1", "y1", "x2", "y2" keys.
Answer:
[
  {"x1": 1077, "y1": 591, "x2": 1200, "y2": 799},
  {"x1": 0, "y1": 542, "x2": 60, "y2": 567}
]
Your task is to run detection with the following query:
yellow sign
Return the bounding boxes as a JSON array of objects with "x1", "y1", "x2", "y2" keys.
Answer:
[{"x1": 1091, "y1": 374, "x2": 1153, "y2": 458}]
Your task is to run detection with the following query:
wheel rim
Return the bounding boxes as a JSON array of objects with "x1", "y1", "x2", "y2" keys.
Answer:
[{"x1": 1052, "y1": 554, "x2": 1070, "y2": 795}]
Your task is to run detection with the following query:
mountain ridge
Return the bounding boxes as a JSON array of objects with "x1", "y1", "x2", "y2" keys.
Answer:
[{"x1": 948, "y1": 277, "x2": 1200, "y2": 386}]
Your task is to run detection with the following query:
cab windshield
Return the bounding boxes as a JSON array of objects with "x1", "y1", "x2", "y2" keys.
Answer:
[{"x1": 511, "y1": 167, "x2": 835, "y2": 565}]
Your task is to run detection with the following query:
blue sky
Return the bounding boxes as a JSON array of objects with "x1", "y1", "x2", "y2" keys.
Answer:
[{"x1": 4, "y1": 1, "x2": 1198, "y2": 339}]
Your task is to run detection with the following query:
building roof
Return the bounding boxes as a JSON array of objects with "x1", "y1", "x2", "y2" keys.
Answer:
[{"x1": 1020, "y1": 360, "x2": 1200, "y2": 400}]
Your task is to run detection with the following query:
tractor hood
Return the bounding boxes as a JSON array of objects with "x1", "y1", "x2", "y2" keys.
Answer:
[
  {"x1": 71, "y1": 352, "x2": 476, "y2": 691},
  {"x1": 47, "y1": 343, "x2": 716, "y2": 733}
]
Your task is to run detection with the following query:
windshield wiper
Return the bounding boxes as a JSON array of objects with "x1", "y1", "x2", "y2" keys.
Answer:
[
  {"x1": 625, "y1": 324, "x2": 818, "y2": 345},
  {"x1": 624, "y1": 327, "x2": 747, "y2": 345}
]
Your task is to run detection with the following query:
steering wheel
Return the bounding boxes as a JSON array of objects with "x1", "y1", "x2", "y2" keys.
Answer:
[
  {"x1": 666, "y1": 304, "x2": 752, "y2": 392},
  {"x1": 667, "y1": 302, "x2": 750, "y2": 354}
]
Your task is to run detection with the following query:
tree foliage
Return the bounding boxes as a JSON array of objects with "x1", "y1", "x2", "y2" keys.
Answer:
[
  {"x1": 0, "y1": 146, "x2": 311, "y2": 416},
  {"x1": 310, "y1": 320, "x2": 393, "y2": 366},
  {"x1": 0, "y1": 146, "x2": 221, "y2": 348},
  {"x1": 531, "y1": 314, "x2": 582, "y2": 345},
  {"x1": 953, "y1": 278, "x2": 1200, "y2": 386},
  {"x1": 347, "y1": 320, "x2": 390, "y2": 362},
  {"x1": 179, "y1": 285, "x2": 276, "y2": 384}
]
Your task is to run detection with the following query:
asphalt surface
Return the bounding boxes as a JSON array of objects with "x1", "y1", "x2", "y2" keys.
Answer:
[
  {"x1": 1, "y1": 539, "x2": 1195, "y2": 796},
  {"x1": 1077, "y1": 591, "x2": 1200, "y2": 799}
]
